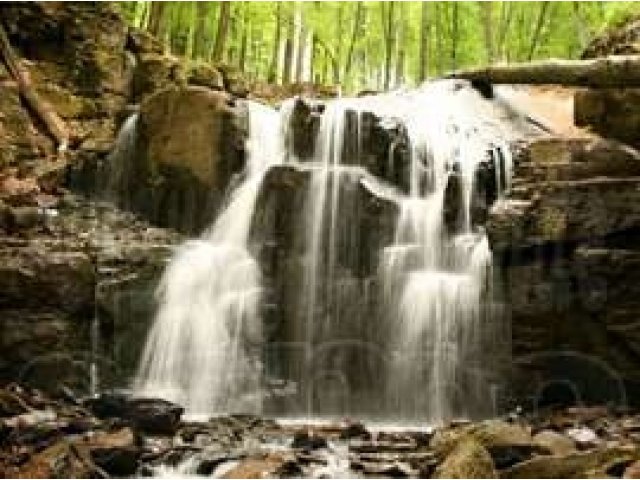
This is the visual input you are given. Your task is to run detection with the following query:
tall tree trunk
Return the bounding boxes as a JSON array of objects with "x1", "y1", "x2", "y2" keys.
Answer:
[
  {"x1": 295, "y1": 25, "x2": 306, "y2": 82},
  {"x1": 267, "y1": 3, "x2": 282, "y2": 83},
  {"x1": 343, "y1": 2, "x2": 363, "y2": 82},
  {"x1": 480, "y1": 2, "x2": 494, "y2": 64},
  {"x1": 451, "y1": 2, "x2": 459, "y2": 71},
  {"x1": 395, "y1": 3, "x2": 406, "y2": 87},
  {"x1": 283, "y1": 38, "x2": 293, "y2": 84},
  {"x1": 291, "y1": 2, "x2": 303, "y2": 83},
  {"x1": 528, "y1": 1, "x2": 550, "y2": 60},
  {"x1": 239, "y1": 26, "x2": 248, "y2": 72},
  {"x1": 572, "y1": 2, "x2": 589, "y2": 51},
  {"x1": 193, "y1": 1, "x2": 209, "y2": 59},
  {"x1": 435, "y1": 3, "x2": 443, "y2": 75},
  {"x1": 147, "y1": 2, "x2": 167, "y2": 38},
  {"x1": 382, "y1": 2, "x2": 395, "y2": 90},
  {"x1": 212, "y1": 1, "x2": 231, "y2": 62},
  {"x1": 496, "y1": 1, "x2": 515, "y2": 61},
  {"x1": 419, "y1": 1, "x2": 430, "y2": 82},
  {"x1": 306, "y1": 30, "x2": 315, "y2": 83},
  {"x1": 184, "y1": 2, "x2": 196, "y2": 59}
]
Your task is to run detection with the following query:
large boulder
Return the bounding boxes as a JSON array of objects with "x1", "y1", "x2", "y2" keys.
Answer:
[
  {"x1": 575, "y1": 88, "x2": 640, "y2": 149},
  {"x1": 434, "y1": 438, "x2": 497, "y2": 479},
  {"x1": 118, "y1": 86, "x2": 247, "y2": 233}
]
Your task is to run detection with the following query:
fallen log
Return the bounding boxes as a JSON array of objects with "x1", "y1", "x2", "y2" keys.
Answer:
[
  {"x1": 448, "y1": 55, "x2": 640, "y2": 88},
  {"x1": 0, "y1": 23, "x2": 70, "y2": 152}
]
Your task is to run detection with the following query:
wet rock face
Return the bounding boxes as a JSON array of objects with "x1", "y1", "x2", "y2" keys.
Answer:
[
  {"x1": 0, "y1": 196, "x2": 179, "y2": 391},
  {"x1": 487, "y1": 136, "x2": 640, "y2": 407},
  {"x1": 287, "y1": 97, "x2": 412, "y2": 191},
  {"x1": 85, "y1": 394, "x2": 184, "y2": 435},
  {"x1": 251, "y1": 164, "x2": 399, "y2": 417}
]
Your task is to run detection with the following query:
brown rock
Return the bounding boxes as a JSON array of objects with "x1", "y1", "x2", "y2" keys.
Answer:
[
  {"x1": 624, "y1": 459, "x2": 640, "y2": 478},
  {"x1": 533, "y1": 430, "x2": 576, "y2": 456},
  {"x1": 502, "y1": 446, "x2": 640, "y2": 479},
  {"x1": 188, "y1": 62, "x2": 224, "y2": 91},
  {"x1": 128, "y1": 86, "x2": 247, "y2": 232},
  {"x1": 575, "y1": 88, "x2": 640, "y2": 148},
  {"x1": 221, "y1": 453, "x2": 293, "y2": 479},
  {"x1": 84, "y1": 427, "x2": 140, "y2": 476},
  {"x1": 434, "y1": 438, "x2": 497, "y2": 479},
  {"x1": 132, "y1": 53, "x2": 185, "y2": 102}
]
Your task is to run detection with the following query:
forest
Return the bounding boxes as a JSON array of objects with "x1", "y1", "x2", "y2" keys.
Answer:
[{"x1": 120, "y1": 1, "x2": 640, "y2": 92}]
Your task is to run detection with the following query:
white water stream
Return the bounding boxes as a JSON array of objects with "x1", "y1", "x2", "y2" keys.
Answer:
[
  {"x1": 134, "y1": 102, "x2": 283, "y2": 417},
  {"x1": 132, "y1": 80, "x2": 526, "y2": 423}
]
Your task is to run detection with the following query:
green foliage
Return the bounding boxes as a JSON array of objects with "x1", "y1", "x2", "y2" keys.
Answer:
[{"x1": 118, "y1": 1, "x2": 640, "y2": 92}]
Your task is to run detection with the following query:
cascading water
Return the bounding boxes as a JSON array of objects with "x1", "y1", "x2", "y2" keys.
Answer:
[
  {"x1": 134, "y1": 101, "x2": 283, "y2": 417},
  {"x1": 380, "y1": 82, "x2": 513, "y2": 422},
  {"x1": 133, "y1": 80, "x2": 532, "y2": 424}
]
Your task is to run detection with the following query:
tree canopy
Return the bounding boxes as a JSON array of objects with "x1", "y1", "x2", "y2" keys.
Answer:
[{"x1": 120, "y1": 1, "x2": 640, "y2": 93}]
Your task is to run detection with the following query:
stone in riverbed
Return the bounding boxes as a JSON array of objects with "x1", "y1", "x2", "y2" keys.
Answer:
[
  {"x1": 339, "y1": 420, "x2": 371, "y2": 440},
  {"x1": 291, "y1": 431, "x2": 328, "y2": 450},
  {"x1": 85, "y1": 427, "x2": 140, "y2": 476},
  {"x1": 84, "y1": 394, "x2": 184, "y2": 435},
  {"x1": 433, "y1": 438, "x2": 497, "y2": 479},
  {"x1": 502, "y1": 446, "x2": 640, "y2": 478},
  {"x1": 432, "y1": 419, "x2": 538, "y2": 470},
  {"x1": 532, "y1": 429, "x2": 576, "y2": 456}
]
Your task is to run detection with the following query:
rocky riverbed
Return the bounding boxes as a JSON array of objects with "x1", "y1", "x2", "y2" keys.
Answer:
[{"x1": 3, "y1": 383, "x2": 640, "y2": 478}]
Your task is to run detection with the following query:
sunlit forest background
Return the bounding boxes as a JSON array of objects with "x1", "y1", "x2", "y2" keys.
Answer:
[{"x1": 119, "y1": 1, "x2": 639, "y2": 93}]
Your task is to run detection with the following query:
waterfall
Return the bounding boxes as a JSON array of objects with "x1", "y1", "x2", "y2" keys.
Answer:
[
  {"x1": 380, "y1": 81, "x2": 513, "y2": 422},
  {"x1": 133, "y1": 101, "x2": 283, "y2": 418},
  {"x1": 132, "y1": 80, "x2": 524, "y2": 423},
  {"x1": 102, "y1": 113, "x2": 138, "y2": 202}
]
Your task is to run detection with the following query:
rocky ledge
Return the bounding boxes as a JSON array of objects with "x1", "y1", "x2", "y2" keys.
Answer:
[
  {"x1": 0, "y1": 194, "x2": 181, "y2": 391},
  {"x1": 4, "y1": 384, "x2": 640, "y2": 478}
]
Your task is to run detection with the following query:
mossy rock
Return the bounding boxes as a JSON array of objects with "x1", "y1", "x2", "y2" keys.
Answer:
[
  {"x1": 502, "y1": 446, "x2": 640, "y2": 478},
  {"x1": 434, "y1": 438, "x2": 497, "y2": 479}
]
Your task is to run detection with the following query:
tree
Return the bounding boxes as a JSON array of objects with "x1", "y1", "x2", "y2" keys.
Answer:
[
  {"x1": 381, "y1": 2, "x2": 395, "y2": 90},
  {"x1": 528, "y1": 2, "x2": 551, "y2": 61},
  {"x1": 343, "y1": 2, "x2": 364, "y2": 83},
  {"x1": 418, "y1": 1, "x2": 430, "y2": 82},
  {"x1": 267, "y1": 3, "x2": 282, "y2": 83},
  {"x1": 480, "y1": 2, "x2": 494, "y2": 64},
  {"x1": 212, "y1": 1, "x2": 230, "y2": 62},
  {"x1": 147, "y1": 2, "x2": 167, "y2": 39}
]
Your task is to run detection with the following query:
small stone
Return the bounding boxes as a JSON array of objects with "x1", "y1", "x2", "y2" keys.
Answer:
[
  {"x1": 339, "y1": 421, "x2": 371, "y2": 440},
  {"x1": 291, "y1": 430, "x2": 328, "y2": 450}
]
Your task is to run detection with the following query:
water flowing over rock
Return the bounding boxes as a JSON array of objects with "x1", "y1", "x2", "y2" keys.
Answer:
[
  {"x1": 134, "y1": 80, "x2": 540, "y2": 424},
  {"x1": 134, "y1": 101, "x2": 284, "y2": 417}
]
